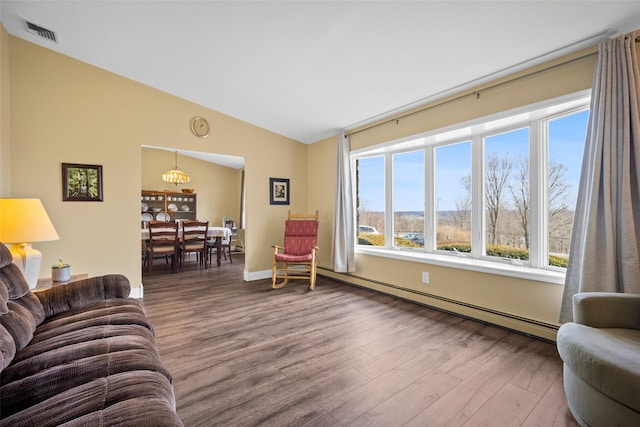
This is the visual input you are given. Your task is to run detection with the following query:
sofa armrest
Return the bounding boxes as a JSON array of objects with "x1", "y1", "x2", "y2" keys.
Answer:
[
  {"x1": 573, "y1": 292, "x2": 640, "y2": 329},
  {"x1": 34, "y1": 274, "x2": 131, "y2": 318}
]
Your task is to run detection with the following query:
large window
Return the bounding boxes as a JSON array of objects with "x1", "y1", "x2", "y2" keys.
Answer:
[
  {"x1": 435, "y1": 141, "x2": 471, "y2": 252},
  {"x1": 353, "y1": 92, "x2": 589, "y2": 278},
  {"x1": 483, "y1": 127, "x2": 530, "y2": 261},
  {"x1": 394, "y1": 150, "x2": 425, "y2": 248},
  {"x1": 356, "y1": 156, "x2": 385, "y2": 246},
  {"x1": 546, "y1": 109, "x2": 589, "y2": 267}
]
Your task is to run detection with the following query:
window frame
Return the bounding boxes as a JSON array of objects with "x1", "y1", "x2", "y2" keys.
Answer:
[{"x1": 352, "y1": 90, "x2": 591, "y2": 284}]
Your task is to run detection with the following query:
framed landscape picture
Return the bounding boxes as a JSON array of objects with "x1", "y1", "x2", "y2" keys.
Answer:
[
  {"x1": 62, "y1": 163, "x2": 103, "y2": 201},
  {"x1": 269, "y1": 177, "x2": 289, "y2": 205}
]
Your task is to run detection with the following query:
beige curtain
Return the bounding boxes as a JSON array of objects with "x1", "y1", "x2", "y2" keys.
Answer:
[
  {"x1": 560, "y1": 32, "x2": 640, "y2": 323},
  {"x1": 331, "y1": 132, "x2": 356, "y2": 272}
]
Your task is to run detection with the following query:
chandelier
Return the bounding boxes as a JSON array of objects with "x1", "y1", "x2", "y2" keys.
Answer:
[{"x1": 162, "y1": 151, "x2": 190, "y2": 186}]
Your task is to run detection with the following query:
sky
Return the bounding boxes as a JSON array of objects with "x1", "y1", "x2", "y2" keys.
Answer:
[{"x1": 357, "y1": 109, "x2": 589, "y2": 213}]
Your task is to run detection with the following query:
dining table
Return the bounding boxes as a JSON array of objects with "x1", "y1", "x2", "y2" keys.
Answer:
[{"x1": 141, "y1": 226, "x2": 232, "y2": 267}]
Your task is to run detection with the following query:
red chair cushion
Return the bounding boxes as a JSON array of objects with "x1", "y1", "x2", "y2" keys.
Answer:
[
  {"x1": 275, "y1": 253, "x2": 313, "y2": 262},
  {"x1": 283, "y1": 220, "x2": 318, "y2": 256}
]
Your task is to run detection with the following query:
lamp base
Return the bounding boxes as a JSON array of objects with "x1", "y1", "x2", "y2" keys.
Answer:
[{"x1": 8, "y1": 243, "x2": 42, "y2": 289}]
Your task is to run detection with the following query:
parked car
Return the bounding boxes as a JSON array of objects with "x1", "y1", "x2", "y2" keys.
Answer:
[
  {"x1": 400, "y1": 232, "x2": 424, "y2": 245},
  {"x1": 358, "y1": 225, "x2": 379, "y2": 234}
]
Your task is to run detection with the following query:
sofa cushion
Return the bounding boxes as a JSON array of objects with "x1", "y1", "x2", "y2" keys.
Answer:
[
  {"x1": 60, "y1": 397, "x2": 183, "y2": 427},
  {"x1": 0, "y1": 324, "x2": 16, "y2": 371},
  {"x1": 557, "y1": 323, "x2": 640, "y2": 413},
  {"x1": 0, "y1": 276, "x2": 9, "y2": 314},
  {"x1": 12, "y1": 323, "x2": 156, "y2": 366},
  {"x1": 1, "y1": 346, "x2": 172, "y2": 417},
  {"x1": 0, "y1": 261, "x2": 30, "y2": 300},
  {"x1": 0, "y1": 293, "x2": 45, "y2": 352},
  {"x1": 35, "y1": 274, "x2": 131, "y2": 318},
  {"x1": 31, "y1": 298, "x2": 150, "y2": 345},
  {"x1": 0, "y1": 244, "x2": 45, "y2": 359},
  {"x1": 0, "y1": 370, "x2": 181, "y2": 427},
  {"x1": 2, "y1": 330, "x2": 159, "y2": 383},
  {"x1": 0, "y1": 277, "x2": 16, "y2": 371},
  {"x1": 0, "y1": 243, "x2": 12, "y2": 268}
]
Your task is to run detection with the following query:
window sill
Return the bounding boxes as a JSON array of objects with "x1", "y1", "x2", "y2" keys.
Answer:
[{"x1": 355, "y1": 247, "x2": 565, "y2": 285}]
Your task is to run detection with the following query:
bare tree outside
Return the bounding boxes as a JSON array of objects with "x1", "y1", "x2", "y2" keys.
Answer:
[
  {"x1": 509, "y1": 157, "x2": 530, "y2": 249},
  {"x1": 548, "y1": 161, "x2": 574, "y2": 254},
  {"x1": 485, "y1": 153, "x2": 513, "y2": 245},
  {"x1": 453, "y1": 175, "x2": 472, "y2": 231},
  {"x1": 506, "y1": 157, "x2": 573, "y2": 254}
]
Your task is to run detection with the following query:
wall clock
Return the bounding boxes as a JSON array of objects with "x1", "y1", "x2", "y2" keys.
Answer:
[{"x1": 190, "y1": 116, "x2": 210, "y2": 137}]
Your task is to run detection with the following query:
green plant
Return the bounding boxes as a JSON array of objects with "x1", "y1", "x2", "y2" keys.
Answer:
[
  {"x1": 548, "y1": 255, "x2": 568, "y2": 268},
  {"x1": 358, "y1": 233, "x2": 385, "y2": 246},
  {"x1": 52, "y1": 259, "x2": 70, "y2": 269},
  {"x1": 361, "y1": 237, "x2": 569, "y2": 268},
  {"x1": 437, "y1": 243, "x2": 472, "y2": 253}
]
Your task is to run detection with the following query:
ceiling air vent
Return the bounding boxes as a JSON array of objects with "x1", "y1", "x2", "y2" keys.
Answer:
[{"x1": 25, "y1": 21, "x2": 58, "y2": 43}]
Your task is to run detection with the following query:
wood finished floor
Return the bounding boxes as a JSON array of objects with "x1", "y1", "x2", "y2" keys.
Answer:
[{"x1": 141, "y1": 254, "x2": 578, "y2": 427}]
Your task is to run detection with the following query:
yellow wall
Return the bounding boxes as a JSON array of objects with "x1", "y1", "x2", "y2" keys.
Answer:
[
  {"x1": 141, "y1": 147, "x2": 242, "y2": 228},
  {"x1": 309, "y1": 47, "x2": 603, "y2": 340},
  {"x1": 6, "y1": 35, "x2": 308, "y2": 289}
]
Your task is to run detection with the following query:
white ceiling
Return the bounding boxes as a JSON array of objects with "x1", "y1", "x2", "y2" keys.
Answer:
[
  {"x1": 2, "y1": 1, "x2": 640, "y2": 146},
  {"x1": 143, "y1": 145, "x2": 245, "y2": 170}
]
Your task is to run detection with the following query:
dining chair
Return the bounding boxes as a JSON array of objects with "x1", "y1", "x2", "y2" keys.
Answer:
[
  {"x1": 222, "y1": 216, "x2": 244, "y2": 253},
  {"x1": 180, "y1": 220, "x2": 209, "y2": 269},
  {"x1": 146, "y1": 221, "x2": 179, "y2": 273},
  {"x1": 141, "y1": 220, "x2": 149, "y2": 264},
  {"x1": 221, "y1": 219, "x2": 234, "y2": 262},
  {"x1": 206, "y1": 220, "x2": 232, "y2": 265}
]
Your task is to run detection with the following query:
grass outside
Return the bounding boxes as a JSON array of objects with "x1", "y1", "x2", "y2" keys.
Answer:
[{"x1": 358, "y1": 234, "x2": 568, "y2": 268}]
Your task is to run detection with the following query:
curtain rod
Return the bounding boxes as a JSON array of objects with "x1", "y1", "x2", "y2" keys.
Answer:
[
  {"x1": 346, "y1": 50, "x2": 597, "y2": 137},
  {"x1": 348, "y1": 31, "x2": 640, "y2": 138}
]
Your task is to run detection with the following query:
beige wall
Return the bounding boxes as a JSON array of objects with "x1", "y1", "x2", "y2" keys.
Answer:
[
  {"x1": 6, "y1": 23, "x2": 640, "y2": 340},
  {"x1": 141, "y1": 147, "x2": 242, "y2": 227},
  {"x1": 6, "y1": 35, "x2": 307, "y2": 290},
  {"x1": 308, "y1": 47, "x2": 604, "y2": 340},
  {"x1": 0, "y1": 25, "x2": 9, "y2": 197}
]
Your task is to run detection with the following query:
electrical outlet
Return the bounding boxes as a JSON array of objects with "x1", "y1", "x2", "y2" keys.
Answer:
[{"x1": 421, "y1": 271, "x2": 429, "y2": 283}]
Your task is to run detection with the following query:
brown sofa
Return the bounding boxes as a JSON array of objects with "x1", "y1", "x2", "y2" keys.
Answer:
[{"x1": 0, "y1": 243, "x2": 182, "y2": 426}]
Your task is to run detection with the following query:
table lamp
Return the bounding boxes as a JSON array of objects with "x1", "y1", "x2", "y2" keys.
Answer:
[{"x1": 0, "y1": 199, "x2": 60, "y2": 289}]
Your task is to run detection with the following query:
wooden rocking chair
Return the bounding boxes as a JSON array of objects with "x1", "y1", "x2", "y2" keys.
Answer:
[{"x1": 272, "y1": 210, "x2": 319, "y2": 290}]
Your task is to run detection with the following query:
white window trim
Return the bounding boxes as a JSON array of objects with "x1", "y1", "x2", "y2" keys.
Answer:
[
  {"x1": 353, "y1": 89, "x2": 591, "y2": 284},
  {"x1": 356, "y1": 246, "x2": 566, "y2": 284}
]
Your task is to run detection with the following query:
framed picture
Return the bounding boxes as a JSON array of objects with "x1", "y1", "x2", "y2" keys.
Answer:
[
  {"x1": 62, "y1": 163, "x2": 103, "y2": 201},
  {"x1": 269, "y1": 177, "x2": 290, "y2": 205}
]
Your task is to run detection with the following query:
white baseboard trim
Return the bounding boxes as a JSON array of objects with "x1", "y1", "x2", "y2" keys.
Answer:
[
  {"x1": 244, "y1": 269, "x2": 272, "y2": 281},
  {"x1": 130, "y1": 284, "x2": 144, "y2": 299}
]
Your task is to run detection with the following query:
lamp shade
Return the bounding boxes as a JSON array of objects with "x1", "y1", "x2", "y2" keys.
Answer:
[
  {"x1": 0, "y1": 199, "x2": 60, "y2": 243},
  {"x1": 162, "y1": 169, "x2": 190, "y2": 185},
  {"x1": 162, "y1": 151, "x2": 190, "y2": 186}
]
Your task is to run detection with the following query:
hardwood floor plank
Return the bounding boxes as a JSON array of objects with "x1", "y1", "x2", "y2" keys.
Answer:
[
  {"x1": 403, "y1": 351, "x2": 531, "y2": 426},
  {"x1": 461, "y1": 383, "x2": 540, "y2": 426},
  {"x1": 509, "y1": 340, "x2": 563, "y2": 396},
  {"x1": 141, "y1": 254, "x2": 578, "y2": 426},
  {"x1": 323, "y1": 359, "x2": 434, "y2": 425},
  {"x1": 436, "y1": 324, "x2": 510, "y2": 380},
  {"x1": 347, "y1": 369, "x2": 460, "y2": 427},
  {"x1": 521, "y1": 375, "x2": 580, "y2": 427}
]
